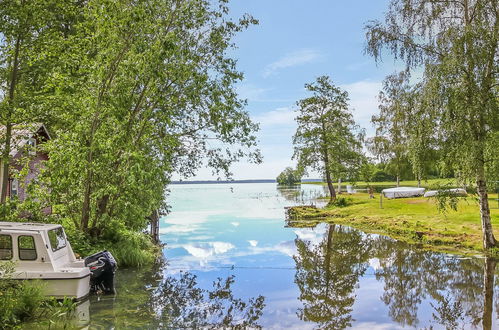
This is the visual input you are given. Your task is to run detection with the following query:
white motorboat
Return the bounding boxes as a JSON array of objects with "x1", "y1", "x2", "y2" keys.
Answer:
[
  {"x1": 382, "y1": 187, "x2": 426, "y2": 199},
  {"x1": 423, "y1": 188, "x2": 467, "y2": 197},
  {"x1": 0, "y1": 222, "x2": 116, "y2": 300}
]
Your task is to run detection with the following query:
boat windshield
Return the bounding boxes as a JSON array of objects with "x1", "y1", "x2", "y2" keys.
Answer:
[{"x1": 48, "y1": 227, "x2": 67, "y2": 252}]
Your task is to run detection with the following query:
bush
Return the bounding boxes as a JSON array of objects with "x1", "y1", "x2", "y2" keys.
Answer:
[
  {"x1": 106, "y1": 230, "x2": 158, "y2": 267},
  {"x1": 327, "y1": 197, "x2": 352, "y2": 208},
  {"x1": 371, "y1": 169, "x2": 395, "y2": 182},
  {"x1": 0, "y1": 262, "x2": 46, "y2": 328},
  {"x1": 62, "y1": 218, "x2": 159, "y2": 268},
  {"x1": 276, "y1": 167, "x2": 302, "y2": 185}
]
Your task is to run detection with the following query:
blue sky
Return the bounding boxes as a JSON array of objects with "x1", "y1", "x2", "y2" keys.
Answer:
[{"x1": 193, "y1": 0, "x2": 403, "y2": 180}]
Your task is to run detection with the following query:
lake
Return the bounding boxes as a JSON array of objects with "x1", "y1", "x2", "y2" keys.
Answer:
[{"x1": 69, "y1": 183, "x2": 499, "y2": 329}]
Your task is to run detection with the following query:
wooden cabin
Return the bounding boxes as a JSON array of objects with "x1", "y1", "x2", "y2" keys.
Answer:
[{"x1": 0, "y1": 123, "x2": 51, "y2": 213}]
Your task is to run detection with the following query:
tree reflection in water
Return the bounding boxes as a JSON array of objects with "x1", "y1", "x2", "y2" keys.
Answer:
[
  {"x1": 88, "y1": 261, "x2": 265, "y2": 329},
  {"x1": 152, "y1": 272, "x2": 265, "y2": 329},
  {"x1": 291, "y1": 222, "x2": 498, "y2": 329},
  {"x1": 293, "y1": 224, "x2": 371, "y2": 329}
]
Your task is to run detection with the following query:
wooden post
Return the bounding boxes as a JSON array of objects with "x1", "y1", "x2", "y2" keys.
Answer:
[{"x1": 150, "y1": 210, "x2": 160, "y2": 244}]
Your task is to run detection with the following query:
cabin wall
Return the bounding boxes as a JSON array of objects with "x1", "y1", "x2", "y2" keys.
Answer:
[
  {"x1": 3, "y1": 132, "x2": 51, "y2": 215},
  {"x1": 12, "y1": 149, "x2": 49, "y2": 202}
]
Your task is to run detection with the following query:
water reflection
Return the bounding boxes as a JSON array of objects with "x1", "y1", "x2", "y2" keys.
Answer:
[
  {"x1": 294, "y1": 225, "x2": 371, "y2": 329},
  {"x1": 290, "y1": 222, "x2": 498, "y2": 329},
  {"x1": 276, "y1": 184, "x2": 327, "y2": 204},
  {"x1": 86, "y1": 261, "x2": 265, "y2": 328},
  {"x1": 23, "y1": 183, "x2": 498, "y2": 328}
]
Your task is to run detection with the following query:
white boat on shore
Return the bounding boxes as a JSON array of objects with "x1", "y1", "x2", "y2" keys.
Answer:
[
  {"x1": 382, "y1": 187, "x2": 426, "y2": 199},
  {"x1": 0, "y1": 222, "x2": 116, "y2": 300},
  {"x1": 423, "y1": 188, "x2": 467, "y2": 197}
]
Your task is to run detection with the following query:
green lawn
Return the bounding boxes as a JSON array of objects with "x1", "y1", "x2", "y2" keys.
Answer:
[{"x1": 289, "y1": 192, "x2": 499, "y2": 256}]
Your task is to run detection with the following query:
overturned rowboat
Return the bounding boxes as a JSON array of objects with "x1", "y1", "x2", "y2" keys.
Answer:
[
  {"x1": 0, "y1": 222, "x2": 116, "y2": 300},
  {"x1": 381, "y1": 187, "x2": 426, "y2": 199},
  {"x1": 423, "y1": 188, "x2": 467, "y2": 198}
]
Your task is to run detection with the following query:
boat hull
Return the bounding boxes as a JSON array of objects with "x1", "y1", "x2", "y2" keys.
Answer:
[
  {"x1": 9, "y1": 273, "x2": 91, "y2": 301},
  {"x1": 43, "y1": 274, "x2": 91, "y2": 301}
]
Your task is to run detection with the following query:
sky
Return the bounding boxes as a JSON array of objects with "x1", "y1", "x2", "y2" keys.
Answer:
[{"x1": 190, "y1": 0, "x2": 403, "y2": 180}]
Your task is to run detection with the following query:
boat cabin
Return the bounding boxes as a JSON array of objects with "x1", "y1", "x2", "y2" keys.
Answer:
[{"x1": 0, "y1": 222, "x2": 90, "y2": 300}]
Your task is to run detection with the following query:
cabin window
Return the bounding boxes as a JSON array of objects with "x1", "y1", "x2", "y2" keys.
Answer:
[
  {"x1": 18, "y1": 236, "x2": 37, "y2": 260},
  {"x1": 26, "y1": 137, "x2": 36, "y2": 156},
  {"x1": 10, "y1": 179, "x2": 18, "y2": 197},
  {"x1": 0, "y1": 235, "x2": 12, "y2": 260},
  {"x1": 48, "y1": 227, "x2": 67, "y2": 252}
]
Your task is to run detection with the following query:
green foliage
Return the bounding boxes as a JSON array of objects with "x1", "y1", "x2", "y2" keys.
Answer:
[
  {"x1": 0, "y1": 0, "x2": 261, "y2": 262},
  {"x1": 293, "y1": 76, "x2": 364, "y2": 201},
  {"x1": 0, "y1": 262, "x2": 45, "y2": 328},
  {"x1": 371, "y1": 169, "x2": 395, "y2": 182},
  {"x1": 368, "y1": 71, "x2": 428, "y2": 184},
  {"x1": 276, "y1": 167, "x2": 302, "y2": 185},
  {"x1": 106, "y1": 231, "x2": 158, "y2": 268},
  {"x1": 35, "y1": 0, "x2": 261, "y2": 238},
  {"x1": 365, "y1": 0, "x2": 498, "y2": 248},
  {"x1": 357, "y1": 160, "x2": 377, "y2": 183},
  {"x1": 63, "y1": 217, "x2": 157, "y2": 267},
  {"x1": 327, "y1": 197, "x2": 352, "y2": 208},
  {"x1": 294, "y1": 225, "x2": 371, "y2": 328}
]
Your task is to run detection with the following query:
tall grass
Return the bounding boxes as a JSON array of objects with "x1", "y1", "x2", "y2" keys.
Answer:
[
  {"x1": 0, "y1": 262, "x2": 78, "y2": 329},
  {"x1": 62, "y1": 219, "x2": 159, "y2": 268}
]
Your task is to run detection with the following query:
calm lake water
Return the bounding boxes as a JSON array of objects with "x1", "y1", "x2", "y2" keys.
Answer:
[{"x1": 65, "y1": 183, "x2": 499, "y2": 329}]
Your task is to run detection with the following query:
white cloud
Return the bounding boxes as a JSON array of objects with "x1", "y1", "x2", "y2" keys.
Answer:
[
  {"x1": 253, "y1": 107, "x2": 296, "y2": 128},
  {"x1": 263, "y1": 49, "x2": 323, "y2": 77},
  {"x1": 236, "y1": 84, "x2": 269, "y2": 102},
  {"x1": 159, "y1": 224, "x2": 199, "y2": 234},
  {"x1": 294, "y1": 224, "x2": 328, "y2": 247},
  {"x1": 340, "y1": 80, "x2": 382, "y2": 136},
  {"x1": 183, "y1": 241, "x2": 235, "y2": 259},
  {"x1": 248, "y1": 240, "x2": 258, "y2": 247},
  {"x1": 248, "y1": 240, "x2": 297, "y2": 257},
  {"x1": 230, "y1": 222, "x2": 240, "y2": 227}
]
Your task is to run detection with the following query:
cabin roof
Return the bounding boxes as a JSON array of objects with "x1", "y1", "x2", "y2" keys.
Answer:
[
  {"x1": 0, "y1": 221, "x2": 61, "y2": 233},
  {"x1": 0, "y1": 123, "x2": 51, "y2": 157}
]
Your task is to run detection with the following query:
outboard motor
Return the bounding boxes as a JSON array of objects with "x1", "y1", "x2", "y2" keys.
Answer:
[{"x1": 84, "y1": 250, "x2": 117, "y2": 294}]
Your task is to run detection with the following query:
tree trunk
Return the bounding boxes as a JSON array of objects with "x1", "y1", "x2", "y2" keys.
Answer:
[
  {"x1": 417, "y1": 174, "x2": 421, "y2": 188},
  {"x1": 80, "y1": 168, "x2": 93, "y2": 231},
  {"x1": 396, "y1": 175, "x2": 400, "y2": 187},
  {"x1": 324, "y1": 224, "x2": 335, "y2": 298},
  {"x1": 482, "y1": 257, "x2": 496, "y2": 330},
  {"x1": 323, "y1": 146, "x2": 336, "y2": 203},
  {"x1": 325, "y1": 170, "x2": 336, "y2": 203},
  {"x1": 337, "y1": 178, "x2": 342, "y2": 194},
  {"x1": 477, "y1": 166, "x2": 496, "y2": 249},
  {"x1": 1, "y1": 33, "x2": 22, "y2": 203},
  {"x1": 0, "y1": 124, "x2": 12, "y2": 203}
]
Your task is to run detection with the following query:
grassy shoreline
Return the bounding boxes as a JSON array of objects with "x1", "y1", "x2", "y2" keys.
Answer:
[{"x1": 288, "y1": 192, "x2": 499, "y2": 256}]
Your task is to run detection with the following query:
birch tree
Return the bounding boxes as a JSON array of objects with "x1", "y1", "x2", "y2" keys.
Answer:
[
  {"x1": 370, "y1": 71, "x2": 412, "y2": 187},
  {"x1": 293, "y1": 76, "x2": 364, "y2": 204},
  {"x1": 365, "y1": 0, "x2": 499, "y2": 249}
]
